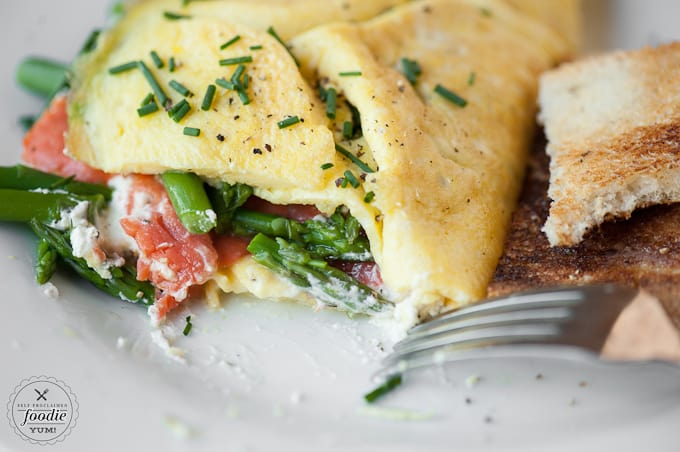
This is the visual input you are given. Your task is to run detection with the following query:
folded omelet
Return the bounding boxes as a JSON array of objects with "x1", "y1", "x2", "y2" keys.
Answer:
[{"x1": 67, "y1": 0, "x2": 579, "y2": 322}]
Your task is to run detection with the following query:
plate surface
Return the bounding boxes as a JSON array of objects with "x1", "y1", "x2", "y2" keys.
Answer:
[{"x1": 1, "y1": 1, "x2": 680, "y2": 451}]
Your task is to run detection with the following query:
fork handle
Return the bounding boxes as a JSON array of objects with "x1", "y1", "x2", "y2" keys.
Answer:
[{"x1": 601, "y1": 291, "x2": 680, "y2": 362}]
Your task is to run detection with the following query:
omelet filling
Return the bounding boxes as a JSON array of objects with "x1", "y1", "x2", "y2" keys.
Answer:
[{"x1": 57, "y1": 0, "x2": 578, "y2": 325}]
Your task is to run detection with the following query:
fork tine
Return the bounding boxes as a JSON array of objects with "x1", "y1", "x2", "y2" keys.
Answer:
[
  {"x1": 393, "y1": 306, "x2": 573, "y2": 353},
  {"x1": 408, "y1": 287, "x2": 586, "y2": 336},
  {"x1": 385, "y1": 323, "x2": 562, "y2": 367}
]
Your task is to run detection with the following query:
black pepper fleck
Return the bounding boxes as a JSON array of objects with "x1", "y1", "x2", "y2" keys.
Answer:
[
  {"x1": 216, "y1": 134, "x2": 225, "y2": 142},
  {"x1": 253, "y1": 148, "x2": 263, "y2": 155},
  {"x1": 264, "y1": 143, "x2": 272, "y2": 152}
]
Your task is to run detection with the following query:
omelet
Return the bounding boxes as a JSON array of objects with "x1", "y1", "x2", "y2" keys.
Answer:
[{"x1": 66, "y1": 0, "x2": 580, "y2": 322}]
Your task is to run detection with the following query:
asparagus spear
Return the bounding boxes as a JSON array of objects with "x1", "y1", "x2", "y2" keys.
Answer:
[
  {"x1": 0, "y1": 189, "x2": 104, "y2": 223},
  {"x1": 232, "y1": 208, "x2": 372, "y2": 261},
  {"x1": 207, "y1": 182, "x2": 253, "y2": 234},
  {"x1": 35, "y1": 238, "x2": 58, "y2": 285},
  {"x1": 161, "y1": 171, "x2": 217, "y2": 234},
  {"x1": 30, "y1": 219, "x2": 154, "y2": 305},
  {"x1": 0, "y1": 165, "x2": 112, "y2": 200},
  {"x1": 16, "y1": 57, "x2": 70, "y2": 99},
  {"x1": 247, "y1": 233, "x2": 390, "y2": 314}
]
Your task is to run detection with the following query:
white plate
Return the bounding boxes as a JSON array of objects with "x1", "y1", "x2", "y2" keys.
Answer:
[{"x1": 1, "y1": 1, "x2": 680, "y2": 451}]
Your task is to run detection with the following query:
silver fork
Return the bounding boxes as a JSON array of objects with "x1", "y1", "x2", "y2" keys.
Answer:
[{"x1": 379, "y1": 284, "x2": 640, "y2": 378}]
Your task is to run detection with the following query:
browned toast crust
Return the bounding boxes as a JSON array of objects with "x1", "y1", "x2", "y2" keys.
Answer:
[{"x1": 489, "y1": 134, "x2": 680, "y2": 329}]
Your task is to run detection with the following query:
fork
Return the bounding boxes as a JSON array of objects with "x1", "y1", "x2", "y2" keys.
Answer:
[{"x1": 378, "y1": 284, "x2": 646, "y2": 378}]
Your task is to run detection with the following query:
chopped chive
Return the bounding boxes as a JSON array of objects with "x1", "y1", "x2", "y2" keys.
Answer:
[
  {"x1": 215, "y1": 78, "x2": 235, "y2": 90},
  {"x1": 434, "y1": 84, "x2": 467, "y2": 108},
  {"x1": 326, "y1": 87, "x2": 337, "y2": 119},
  {"x1": 220, "y1": 35, "x2": 241, "y2": 50},
  {"x1": 342, "y1": 121, "x2": 353, "y2": 140},
  {"x1": 169, "y1": 79, "x2": 191, "y2": 97},
  {"x1": 182, "y1": 315, "x2": 193, "y2": 336},
  {"x1": 201, "y1": 84, "x2": 216, "y2": 111},
  {"x1": 150, "y1": 50, "x2": 164, "y2": 69},
  {"x1": 277, "y1": 115, "x2": 300, "y2": 129},
  {"x1": 364, "y1": 191, "x2": 375, "y2": 203},
  {"x1": 219, "y1": 56, "x2": 253, "y2": 66},
  {"x1": 335, "y1": 143, "x2": 375, "y2": 173},
  {"x1": 480, "y1": 7, "x2": 493, "y2": 17},
  {"x1": 231, "y1": 64, "x2": 246, "y2": 83},
  {"x1": 168, "y1": 57, "x2": 176, "y2": 72},
  {"x1": 401, "y1": 58, "x2": 422, "y2": 86},
  {"x1": 138, "y1": 61, "x2": 169, "y2": 107},
  {"x1": 243, "y1": 73, "x2": 250, "y2": 89},
  {"x1": 468, "y1": 71, "x2": 476, "y2": 86},
  {"x1": 267, "y1": 26, "x2": 300, "y2": 66},
  {"x1": 343, "y1": 170, "x2": 360, "y2": 188},
  {"x1": 168, "y1": 99, "x2": 191, "y2": 122},
  {"x1": 140, "y1": 93, "x2": 155, "y2": 106},
  {"x1": 340, "y1": 177, "x2": 348, "y2": 188},
  {"x1": 249, "y1": 45, "x2": 263, "y2": 51},
  {"x1": 164, "y1": 11, "x2": 191, "y2": 20},
  {"x1": 183, "y1": 127, "x2": 201, "y2": 137},
  {"x1": 237, "y1": 89, "x2": 250, "y2": 105},
  {"x1": 321, "y1": 163, "x2": 334, "y2": 170},
  {"x1": 364, "y1": 374, "x2": 402, "y2": 403},
  {"x1": 137, "y1": 102, "x2": 159, "y2": 117},
  {"x1": 108, "y1": 61, "x2": 138, "y2": 75},
  {"x1": 339, "y1": 71, "x2": 362, "y2": 77},
  {"x1": 318, "y1": 84, "x2": 327, "y2": 102},
  {"x1": 80, "y1": 29, "x2": 101, "y2": 55}
]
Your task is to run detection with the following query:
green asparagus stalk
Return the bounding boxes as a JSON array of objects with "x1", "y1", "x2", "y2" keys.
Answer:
[
  {"x1": 232, "y1": 208, "x2": 371, "y2": 261},
  {"x1": 0, "y1": 189, "x2": 104, "y2": 223},
  {"x1": 247, "y1": 233, "x2": 390, "y2": 314},
  {"x1": 16, "y1": 57, "x2": 70, "y2": 99},
  {"x1": 0, "y1": 165, "x2": 112, "y2": 200},
  {"x1": 161, "y1": 171, "x2": 217, "y2": 234},
  {"x1": 30, "y1": 219, "x2": 154, "y2": 305},
  {"x1": 35, "y1": 238, "x2": 58, "y2": 285},
  {"x1": 207, "y1": 182, "x2": 253, "y2": 234}
]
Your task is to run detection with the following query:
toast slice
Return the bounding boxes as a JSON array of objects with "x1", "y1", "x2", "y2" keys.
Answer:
[{"x1": 538, "y1": 42, "x2": 680, "y2": 247}]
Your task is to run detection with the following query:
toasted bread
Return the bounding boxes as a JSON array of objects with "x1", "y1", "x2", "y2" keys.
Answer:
[
  {"x1": 489, "y1": 133, "x2": 680, "y2": 331},
  {"x1": 538, "y1": 42, "x2": 680, "y2": 246}
]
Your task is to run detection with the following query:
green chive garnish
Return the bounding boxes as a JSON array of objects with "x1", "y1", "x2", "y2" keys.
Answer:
[
  {"x1": 342, "y1": 121, "x2": 353, "y2": 140},
  {"x1": 109, "y1": 61, "x2": 138, "y2": 75},
  {"x1": 150, "y1": 50, "x2": 164, "y2": 69},
  {"x1": 220, "y1": 35, "x2": 241, "y2": 50},
  {"x1": 182, "y1": 315, "x2": 193, "y2": 335},
  {"x1": 277, "y1": 116, "x2": 300, "y2": 129},
  {"x1": 401, "y1": 58, "x2": 422, "y2": 86},
  {"x1": 321, "y1": 163, "x2": 334, "y2": 170},
  {"x1": 140, "y1": 93, "x2": 155, "y2": 106},
  {"x1": 243, "y1": 73, "x2": 250, "y2": 89},
  {"x1": 138, "y1": 61, "x2": 169, "y2": 107},
  {"x1": 339, "y1": 71, "x2": 362, "y2": 77},
  {"x1": 364, "y1": 374, "x2": 402, "y2": 403},
  {"x1": 364, "y1": 191, "x2": 375, "y2": 203},
  {"x1": 335, "y1": 143, "x2": 375, "y2": 173},
  {"x1": 434, "y1": 84, "x2": 467, "y2": 108},
  {"x1": 215, "y1": 78, "x2": 235, "y2": 90},
  {"x1": 343, "y1": 170, "x2": 360, "y2": 188},
  {"x1": 201, "y1": 84, "x2": 216, "y2": 111},
  {"x1": 168, "y1": 57, "x2": 176, "y2": 72},
  {"x1": 164, "y1": 11, "x2": 191, "y2": 20},
  {"x1": 237, "y1": 89, "x2": 250, "y2": 105},
  {"x1": 137, "y1": 102, "x2": 159, "y2": 117},
  {"x1": 219, "y1": 56, "x2": 253, "y2": 66},
  {"x1": 168, "y1": 99, "x2": 191, "y2": 122},
  {"x1": 267, "y1": 26, "x2": 300, "y2": 66},
  {"x1": 231, "y1": 64, "x2": 246, "y2": 83},
  {"x1": 169, "y1": 79, "x2": 191, "y2": 97},
  {"x1": 468, "y1": 72, "x2": 476, "y2": 86},
  {"x1": 250, "y1": 45, "x2": 263, "y2": 51},
  {"x1": 183, "y1": 127, "x2": 200, "y2": 137},
  {"x1": 326, "y1": 87, "x2": 337, "y2": 119}
]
